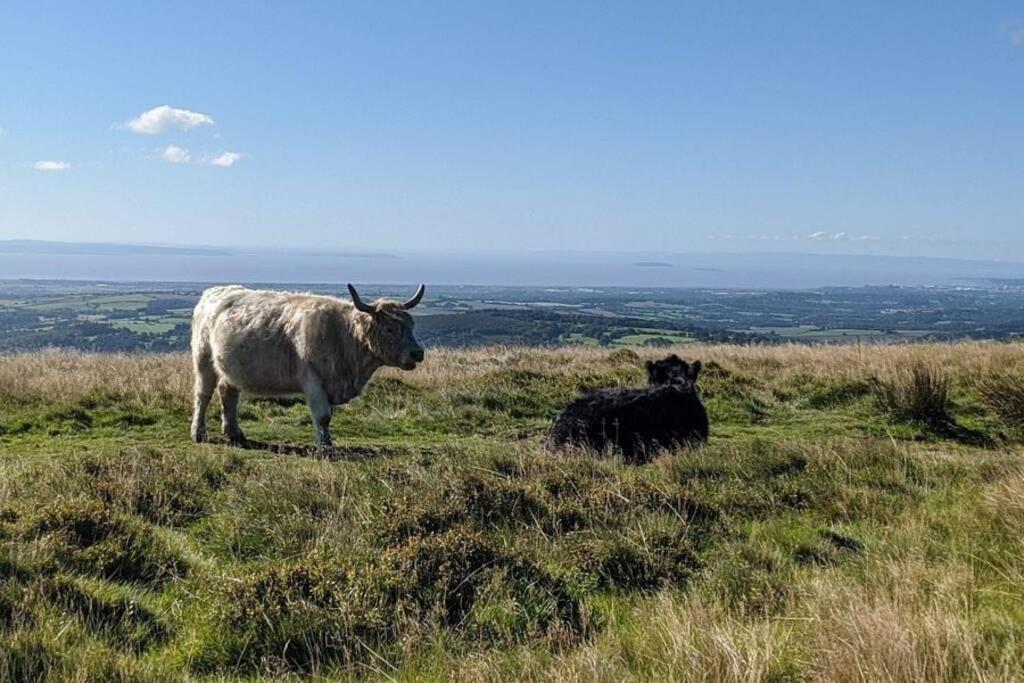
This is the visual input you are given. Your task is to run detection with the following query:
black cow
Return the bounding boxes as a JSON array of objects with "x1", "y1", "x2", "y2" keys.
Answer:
[{"x1": 546, "y1": 354, "x2": 709, "y2": 462}]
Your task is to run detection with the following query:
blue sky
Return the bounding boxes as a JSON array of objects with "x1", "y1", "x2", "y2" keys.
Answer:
[{"x1": 0, "y1": 2, "x2": 1022, "y2": 259}]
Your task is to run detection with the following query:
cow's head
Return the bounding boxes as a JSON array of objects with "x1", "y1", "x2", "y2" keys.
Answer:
[
  {"x1": 645, "y1": 354, "x2": 700, "y2": 386},
  {"x1": 348, "y1": 283, "x2": 426, "y2": 370}
]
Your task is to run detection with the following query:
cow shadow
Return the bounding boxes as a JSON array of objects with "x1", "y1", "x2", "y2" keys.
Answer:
[
  {"x1": 931, "y1": 420, "x2": 996, "y2": 449},
  {"x1": 211, "y1": 437, "x2": 400, "y2": 461}
]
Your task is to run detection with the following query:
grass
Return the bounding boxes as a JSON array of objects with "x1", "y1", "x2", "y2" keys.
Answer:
[
  {"x1": 872, "y1": 362, "x2": 954, "y2": 430},
  {"x1": 1, "y1": 342, "x2": 1024, "y2": 680},
  {"x1": 978, "y1": 370, "x2": 1024, "y2": 429},
  {"x1": 612, "y1": 333, "x2": 693, "y2": 347},
  {"x1": 109, "y1": 319, "x2": 184, "y2": 334}
]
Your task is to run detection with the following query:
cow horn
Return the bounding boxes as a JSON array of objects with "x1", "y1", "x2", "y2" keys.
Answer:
[
  {"x1": 403, "y1": 284, "x2": 425, "y2": 310},
  {"x1": 347, "y1": 284, "x2": 375, "y2": 313}
]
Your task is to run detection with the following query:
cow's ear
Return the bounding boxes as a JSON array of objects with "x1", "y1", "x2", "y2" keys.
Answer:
[
  {"x1": 688, "y1": 360, "x2": 702, "y2": 381},
  {"x1": 645, "y1": 360, "x2": 656, "y2": 382}
]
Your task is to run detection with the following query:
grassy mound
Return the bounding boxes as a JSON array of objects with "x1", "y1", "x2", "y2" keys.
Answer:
[
  {"x1": 17, "y1": 498, "x2": 187, "y2": 584},
  {"x1": 193, "y1": 526, "x2": 585, "y2": 674}
]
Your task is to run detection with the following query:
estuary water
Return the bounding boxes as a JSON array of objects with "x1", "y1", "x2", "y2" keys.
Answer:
[{"x1": 0, "y1": 245, "x2": 1021, "y2": 289}]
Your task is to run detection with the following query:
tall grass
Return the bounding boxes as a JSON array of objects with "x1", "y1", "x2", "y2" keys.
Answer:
[
  {"x1": 872, "y1": 362, "x2": 953, "y2": 429},
  {"x1": 978, "y1": 371, "x2": 1024, "y2": 427},
  {"x1": 3, "y1": 341, "x2": 1023, "y2": 406}
]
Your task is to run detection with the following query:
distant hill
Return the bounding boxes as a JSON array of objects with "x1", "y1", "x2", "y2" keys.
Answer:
[
  {"x1": 0, "y1": 239, "x2": 230, "y2": 256},
  {"x1": 1, "y1": 240, "x2": 1022, "y2": 287}
]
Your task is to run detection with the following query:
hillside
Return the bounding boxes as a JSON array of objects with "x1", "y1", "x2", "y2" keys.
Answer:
[{"x1": 1, "y1": 343, "x2": 1023, "y2": 681}]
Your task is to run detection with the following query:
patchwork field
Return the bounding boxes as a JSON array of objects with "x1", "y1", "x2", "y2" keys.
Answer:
[
  {"x1": 5, "y1": 281, "x2": 1024, "y2": 353},
  {"x1": 1, "y1": 343, "x2": 1024, "y2": 681}
]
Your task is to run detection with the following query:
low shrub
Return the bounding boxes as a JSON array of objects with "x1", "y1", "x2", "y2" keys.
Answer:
[
  {"x1": 571, "y1": 531, "x2": 700, "y2": 591},
  {"x1": 205, "y1": 526, "x2": 584, "y2": 674},
  {"x1": 79, "y1": 448, "x2": 240, "y2": 526},
  {"x1": 384, "y1": 469, "x2": 720, "y2": 543},
  {"x1": 20, "y1": 498, "x2": 187, "y2": 584}
]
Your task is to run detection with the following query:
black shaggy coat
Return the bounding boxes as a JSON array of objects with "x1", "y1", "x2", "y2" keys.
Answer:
[{"x1": 547, "y1": 355, "x2": 709, "y2": 462}]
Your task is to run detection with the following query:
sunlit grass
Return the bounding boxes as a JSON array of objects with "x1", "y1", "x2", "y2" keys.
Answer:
[{"x1": 1, "y1": 343, "x2": 1023, "y2": 680}]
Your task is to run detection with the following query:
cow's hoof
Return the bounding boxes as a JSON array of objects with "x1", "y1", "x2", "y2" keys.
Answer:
[
  {"x1": 192, "y1": 427, "x2": 207, "y2": 443},
  {"x1": 315, "y1": 431, "x2": 333, "y2": 450},
  {"x1": 225, "y1": 430, "x2": 247, "y2": 447}
]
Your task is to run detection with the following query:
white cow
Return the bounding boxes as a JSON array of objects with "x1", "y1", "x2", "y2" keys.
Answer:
[{"x1": 190, "y1": 283, "x2": 425, "y2": 447}]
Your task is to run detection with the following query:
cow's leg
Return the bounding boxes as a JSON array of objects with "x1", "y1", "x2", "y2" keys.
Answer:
[
  {"x1": 191, "y1": 353, "x2": 218, "y2": 443},
  {"x1": 300, "y1": 372, "x2": 333, "y2": 447},
  {"x1": 219, "y1": 383, "x2": 246, "y2": 445}
]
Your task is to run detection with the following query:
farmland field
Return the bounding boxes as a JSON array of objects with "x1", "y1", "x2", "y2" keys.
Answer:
[
  {"x1": 1, "y1": 343, "x2": 1023, "y2": 680},
  {"x1": 2, "y1": 280, "x2": 1024, "y2": 353}
]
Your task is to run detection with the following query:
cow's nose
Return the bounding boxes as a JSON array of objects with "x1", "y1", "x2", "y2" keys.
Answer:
[{"x1": 411, "y1": 348, "x2": 425, "y2": 362}]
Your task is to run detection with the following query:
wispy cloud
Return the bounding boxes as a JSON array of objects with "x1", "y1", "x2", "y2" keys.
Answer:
[
  {"x1": 711, "y1": 231, "x2": 882, "y2": 243},
  {"x1": 802, "y1": 231, "x2": 876, "y2": 242},
  {"x1": 161, "y1": 145, "x2": 191, "y2": 164},
  {"x1": 0, "y1": 127, "x2": 6, "y2": 137},
  {"x1": 210, "y1": 151, "x2": 242, "y2": 167},
  {"x1": 33, "y1": 160, "x2": 70, "y2": 172},
  {"x1": 123, "y1": 105, "x2": 214, "y2": 135}
]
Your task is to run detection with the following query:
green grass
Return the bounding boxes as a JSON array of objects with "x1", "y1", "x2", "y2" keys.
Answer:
[
  {"x1": 798, "y1": 327, "x2": 885, "y2": 338},
  {"x1": 109, "y1": 319, "x2": 184, "y2": 334},
  {"x1": 561, "y1": 333, "x2": 600, "y2": 346},
  {"x1": 612, "y1": 331, "x2": 694, "y2": 347},
  {"x1": 11, "y1": 293, "x2": 155, "y2": 313},
  {"x1": 1, "y1": 344, "x2": 1024, "y2": 680},
  {"x1": 20, "y1": 296, "x2": 95, "y2": 312}
]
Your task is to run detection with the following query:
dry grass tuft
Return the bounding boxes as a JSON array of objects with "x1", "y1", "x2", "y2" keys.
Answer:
[
  {"x1": 872, "y1": 362, "x2": 953, "y2": 429},
  {"x1": 978, "y1": 371, "x2": 1024, "y2": 427},
  {"x1": 804, "y1": 571, "x2": 987, "y2": 683}
]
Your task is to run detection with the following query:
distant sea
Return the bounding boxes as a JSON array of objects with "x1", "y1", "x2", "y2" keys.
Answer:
[{"x1": 0, "y1": 241, "x2": 1021, "y2": 289}]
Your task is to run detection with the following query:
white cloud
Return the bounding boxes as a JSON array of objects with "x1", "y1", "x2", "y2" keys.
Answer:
[
  {"x1": 210, "y1": 151, "x2": 242, "y2": 167},
  {"x1": 123, "y1": 105, "x2": 214, "y2": 135},
  {"x1": 33, "y1": 160, "x2": 70, "y2": 171},
  {"x1": 801, "y1": 231, "x2": 877, "y2": 242},
  {"x1": 162, "y1": 145, "x2": 191, "y2": 164},
  {"x1": 712, "y1": 231, "x2": 885, "y2": 244},
  {"x1": 0, "y1": 127, "x2": 6, "y2": 137}
]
